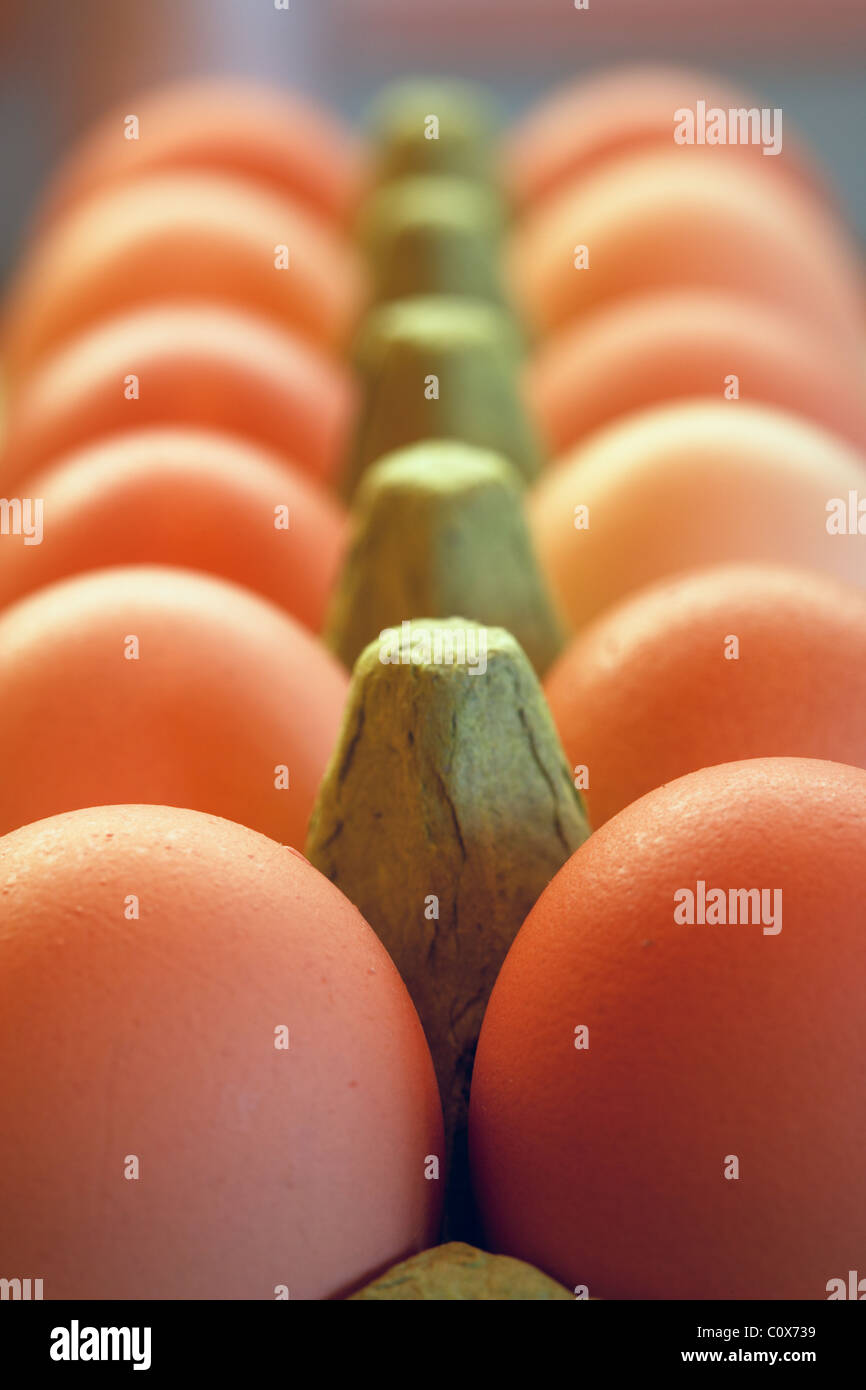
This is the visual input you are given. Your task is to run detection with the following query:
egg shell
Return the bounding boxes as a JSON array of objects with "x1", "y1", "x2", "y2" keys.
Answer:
[
  {"x1": 0, "y1": 304, "x2": 354, "y2": 492},
  {"x1": 530, "y1": 400, "x2": 866, "y2": 631},
  {"x1": 528, "y1": 289, "x2": 866, "y2": 458},
  {"x1": 33, "y1": 79, "x2": 368, "y2": 230},
  {"x1": 509, "y1": 148, "x2": 864, "y2": 344},
  {"x1": 2, "y1": 172, "x2": 367, "y2": 383},
  {"x1": 0, "y1": 428, "x2": 347, "y2": 630},
  {"x1": 546, "y1": 563, "x2": 866, "y2": 826},
  {"x1": 504, "y1": 64, "x2": 825, "y2": 211},
  {"x1": 0, "y1": 803, "x2": 443, "y2": 1299},
  {"x1": 470, "y1": 757, "x2": 866, "y2": 1299},
  {"x1": 0, "y1": 566, "x2": 348, "y2": 845}
]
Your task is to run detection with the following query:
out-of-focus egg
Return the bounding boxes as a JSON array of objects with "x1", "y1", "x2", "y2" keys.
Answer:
[
  {"x1": 0, "y1": 304, "x2": 354, "y2": 491},
  {"x1": 2, "y1": 173, "x2": 367, "y2": 382},
  {"x1": 546, "y1": 563, "x2": 866, "y2": 826},
  {"x1": 530, "y1": 400, "x2": 866, "y2": 631},
  {"x1": 504, "y1": 64, "x2": 824, "y2": 212},
  {"x1": 528, "y1": 289, "x2": 866, "y2": 457},
  {"x1": 34, "y1": 79, "x2": 368, "y2": 230},
  {"x1": 508, "y1": 149, "x2": 864, "y2": 344},
  {"x1": 470, "y1": 757, "x2": 866, "y2": 1299},
  {"x1": 0, "y1": 428, "x2": 347, "y2": 630},
  {"x1": 0, "y1": 566, "x2": 348, "y2": 844},
  {"x1": 0, "y1": 803, "x2": 443, "y2": 1299}
]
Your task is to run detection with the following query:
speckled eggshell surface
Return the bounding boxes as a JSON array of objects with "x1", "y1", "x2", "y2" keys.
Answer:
[
  {"x1": 470, "y1": 757, "x2": 866, "y2": 1300},
  {"x1": 0, "y1": 804, "x2": 443, "y2": 1299}
]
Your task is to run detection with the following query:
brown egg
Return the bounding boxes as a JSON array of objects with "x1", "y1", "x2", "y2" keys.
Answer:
[
  {"x1": 34, "y1": 78, "x2": 369, "y2": 230},
  {"x1": 546, "y1": 563, "x2": 866, "y2": 826},
  {"x1": 528, "y1": 289, "x2": 866, "y2": 457},
  {"x1": 504, "y1": 64, "x2": 826, "y2": 212},
  {"x1": 0, "y1": 803, "x2": 443, "y2": 1298},
  {"x1": 529, "y1": 400, "x2": 866, "y2": 631},
  {"x1": 0, "y1": 428, "x2": 347, "y2": 630},
  {"x1": 0, "y1": 566, "x2": 348, "y2": 845},
  {"x1": 0, "y1": 303, "x2": 354, "y2": 492},
  {"x1": 470, "y1": 757, "x2": 866, "y2": 1299},
  {"x1": 2, "y1": 172, "x2": 367, "y2": 383},
  {"x1": 509, "y1": 149, "x2": 864, "y2": 345}
]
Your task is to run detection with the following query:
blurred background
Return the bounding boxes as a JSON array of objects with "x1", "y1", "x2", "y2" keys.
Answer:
[{"x1": 1, "y1": 0, "x2": 865, "y2": 277}]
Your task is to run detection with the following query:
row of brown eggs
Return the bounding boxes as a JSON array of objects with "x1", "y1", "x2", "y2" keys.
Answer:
[
  {"x1": 0, "y1": 81, "x2": 444, "y2": 1301},
  {"x1": 473, "y1": 67, "x2": 866, "y2": 1300},
  {"x1": 1, "y1": 64, "x2": 865, "y2": 1301}
]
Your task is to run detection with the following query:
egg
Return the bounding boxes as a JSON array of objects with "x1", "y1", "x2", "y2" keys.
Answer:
[
  {"x1": 0, "y1": 803, "x2": 443, "y2": 1298},
  {"x1": 2, "y1": 172, "x2": 367, "y2": 383},
  {"x1": 528, "y1": 289, "x2": 866, "y2": 458},
  {"x1": 0, "y1": 428, "x2": 347, "y2": 630},
  {"x1": 470, "y1": 756, "x2": 866, "y2": 1299},
  {"x1": 0, "y1": 303, "x2": 354, "y2": 492},
  {"x1": 546, "y1": 563, "x2": 866, "y2": 826},
  {"x1": 503, "y1": 64, "x2": 825, "y2": 212},
  {"x1": 530, "y1": 400, "x2": 866, "y2": 631},
  {"x1": 508, "y1": 149, "x2": 864, "y2": 344},
  {"x1": 0, "y1": 566, "x2": 348, "y2": 844},
  {"x1": 33, "y1": 78, "x2": 368, "y2": 230}
]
